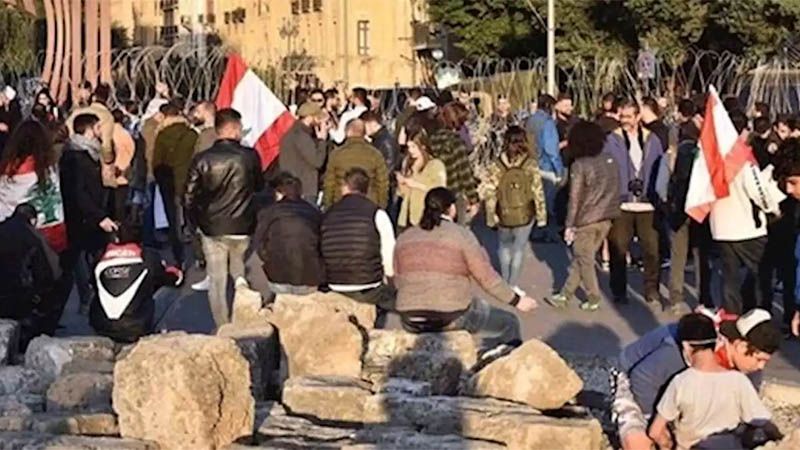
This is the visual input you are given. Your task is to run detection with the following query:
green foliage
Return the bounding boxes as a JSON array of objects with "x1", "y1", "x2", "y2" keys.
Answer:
[
  {"x1": 427, "y1": 0, "x2": 800, "y2": 63},
  {"x1": 0, "y1": 7, "x2": 37, "y2": 76}
]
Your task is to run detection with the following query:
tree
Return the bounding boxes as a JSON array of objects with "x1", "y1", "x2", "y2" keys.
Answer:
[
  {"x1": 0, "y1": 7, "x2": 37, "y2": 76},
  {"x1": 623, "y1": 0, "x2": 708, "y2": 64},
  {"x1": 704, "y1": 0, "x2": 799, "y2": 57}
]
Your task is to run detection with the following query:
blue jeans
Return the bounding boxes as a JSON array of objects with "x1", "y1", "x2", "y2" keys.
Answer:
[{"x1": 498, "y1": 221, "x2": 534, "y2": 286}]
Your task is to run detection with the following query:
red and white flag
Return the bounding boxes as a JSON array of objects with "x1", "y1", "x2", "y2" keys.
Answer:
[
  {"x1": 215, "y1": 53, "x2": 295, "y2": 170},
  {"x1": 684, "y1": 85, "x2": 755, "y2": 222}
]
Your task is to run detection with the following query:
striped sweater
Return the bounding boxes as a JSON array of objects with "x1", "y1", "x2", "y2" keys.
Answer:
[
  {"x1": 429, "y1": 128, "x2": 479, "y2": 203},
  {"x1": 394, "y1": 220, "x2": 516, "y2": 313}
]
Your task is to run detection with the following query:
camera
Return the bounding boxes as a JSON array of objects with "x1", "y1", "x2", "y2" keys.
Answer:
[{"x1": 628, "y1": 178, "x2": 644, "y2": 199}]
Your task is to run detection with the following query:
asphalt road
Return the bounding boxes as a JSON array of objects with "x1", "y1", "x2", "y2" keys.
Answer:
[{"x1": 58, "y1": 219, "x2": 800, "y2": 384}]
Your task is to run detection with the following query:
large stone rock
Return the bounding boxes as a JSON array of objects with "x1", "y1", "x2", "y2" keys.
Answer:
[
  {"x1": 231, "y1": 285, "x2": 269, "y2": 328},
  {"x1": 0, "y1": 366, "x2": 49, "y2": 396},
  {"x1": 282, "y1": 376, "x2": 372, "y2": 423},
  {"x1": 46, "y1": 372, "x2": 113, "y2": 413},
  {"x1": 113, "y1": 333, "x2": 255, "y2": 450},
  {"x1": 467, "y1": 339, "x2": 583, "y2": 410},
  {"x1": 362, "y1": 330, "x2": 477, "y2": 395},
  {"x1": 268, "y1": 302, "x2": 364, "y2": 379},
  {"x1": 363, "y1": 393, "x2": 603, "y2": 450},
  {"x1": 25, "y1": 336, "x2": 115, "y2": 382},
  {"x1": 274, "y1": 291, "x2": 377, "y2": 330},
  {"x1": 217, "y1": 325, "x2": 279, "y2": 401},
  {"x1": 254, "y1": 401, "x2": 357, "y2": 447},
  {"x1": 0, "y1": 412, "x2": 118, "y2": 435},
  {"x1": 0, "y1": 320, "x2": 20, "y2": 365},
  {"x1": 0, "y1": 432, "x2": 157, "y2": 449}
]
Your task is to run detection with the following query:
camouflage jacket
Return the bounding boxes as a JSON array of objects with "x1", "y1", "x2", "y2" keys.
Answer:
[{"x1": 429, "y1": 128, "x2": 479, "y2": 203}]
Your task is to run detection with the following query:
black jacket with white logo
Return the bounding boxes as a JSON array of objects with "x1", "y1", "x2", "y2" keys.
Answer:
[{"x1": 90, "y1": 243, "x2": 180, "y2": 343}]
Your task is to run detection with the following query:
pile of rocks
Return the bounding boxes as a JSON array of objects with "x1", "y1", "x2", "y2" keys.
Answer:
[{"x1": 2, "y1": 287, "x2": 796, "y2": 449}]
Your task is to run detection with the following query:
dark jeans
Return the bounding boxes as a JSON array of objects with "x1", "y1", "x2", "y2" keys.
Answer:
[
  {"x1": 111, "y1": 185, "x2": 129, "y2": 224},
  {"x1": 337, "y1": 284, "x2": 395, "y2": 328},
  {"x1": 668, "y1": 220, "x2": 713, "y2": 307},
  {"x1": 401, "y1": 298, "x2": 522, "y2": 353},
  {"x1": 760, "y1": 217, "x2": 796, "y2": 324},
  {"x1": 609, "y1": 210, "x2": 660, "y2": 300},
  {"x1": 563, "y1": 220, "x2": 612, "y2": 304},
  {"x1": 719, "y1": 237, "x2": 767, "y2": 315},
  {"x1": 154, "y1": 167, "x2": 184, "y2": 266}
]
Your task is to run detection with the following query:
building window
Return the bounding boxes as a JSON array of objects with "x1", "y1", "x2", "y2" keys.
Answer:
[
  {"x1": 357, "y1": 20, "x2": 369, "y2": 56},
  {"x1": 224, "y1": 11, "x2": 231, "y2": 25},
  {"x1": 198, "y1": 14, "x2": 204, "y2": 24},
  {"x1": 301, "y1": 0, "x2": 310, "y2": 13},
  {"x1": 291, "y1": 0, "x2": 299, "y2": 15},
  {"x1": 313, "y1": 0, "x2": 322, "y2": 12}
]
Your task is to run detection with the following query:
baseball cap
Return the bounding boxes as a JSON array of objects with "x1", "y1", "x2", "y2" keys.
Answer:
[
  {"x1": 719, "y1": 309, "x2": 780, "y2": 354},
  {"x1": 296, "y1": 101, "x2": 326, "y2": 118},
  {"x1": 415, "y1": 96, "x2": 436, "y2": 112}
]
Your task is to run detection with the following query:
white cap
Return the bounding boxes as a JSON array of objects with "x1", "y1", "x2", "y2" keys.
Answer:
[
  {"x1": 735, "y1": 309, "x2": 772, "y2": 337},
  {"x1": 415, "y1": 96, "x2": 436, "y2": 112}
]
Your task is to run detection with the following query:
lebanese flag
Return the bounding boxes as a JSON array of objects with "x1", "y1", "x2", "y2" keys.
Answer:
[
  {"x1": 684, "y1": 86, "x2": 755, "y2": 222},
  {"x1": 0, "y1": 157, "x2": 68, "y2": 253},
  {"x1": 215, "y1": 53, "x2": 295, "y2": 169}
]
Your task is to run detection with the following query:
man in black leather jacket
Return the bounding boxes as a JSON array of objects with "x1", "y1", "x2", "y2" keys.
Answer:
[
  {"x1": 183, "y1": 108, "x2": 264, "y2": 329},
  {"x1": 363, "y1": 110, "x2": 400, "y2": 223}
]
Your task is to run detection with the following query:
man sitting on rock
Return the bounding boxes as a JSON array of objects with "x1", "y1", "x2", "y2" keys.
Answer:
[
  {"x1": 320, "y1": 167, "x2": 395, "y2": 325},
  {"x1": 393, "y1": 187, "x2": 537, "y2": 357},
  {"x1": 91, "y1": 223, "x2": 182, "y2": 343},
  {"x1": 256, "y1": 172, "x2": 325, "y2": 297},
  {"x1": 613, "y1": 308, "x2": 781, "y2": 450}
]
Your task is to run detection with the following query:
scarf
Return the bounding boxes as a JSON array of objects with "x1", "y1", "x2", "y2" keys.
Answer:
[{"x1": 68, "y1": 134, "x2": 102, "y2": 162}]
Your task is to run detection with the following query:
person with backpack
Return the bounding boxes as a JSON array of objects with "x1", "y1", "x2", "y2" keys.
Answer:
[
  {"x1": 481, "y1": 126, "x2": 547, "y2": 285},
  {"x1": 396, "y1": 128, "x2": 446, "y2": 229},
  {"x1": 547, "y1": 121, "x2": 620, "y2": 311}
]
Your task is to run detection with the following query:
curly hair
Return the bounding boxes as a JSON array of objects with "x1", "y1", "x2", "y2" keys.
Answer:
[
  {"x1": 566, "y1": 120, "x2": 605, "y2": 160},
  {"x1": 773, "y1": 137, "x2": 800, "y2": 184}
]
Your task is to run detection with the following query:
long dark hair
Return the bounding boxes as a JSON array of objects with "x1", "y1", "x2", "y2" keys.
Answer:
[
  {"x1": 419, "y1": 187, "x2": 456, "y2": 230},
  {"x1": 0, "y1": 120, "x2": 56, "y2": 188},
  {"x1": 503, "y1": 125, "x2": 533, "y2": 159}
]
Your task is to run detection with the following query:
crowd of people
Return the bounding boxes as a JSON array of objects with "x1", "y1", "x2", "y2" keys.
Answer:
[{"x1": 2, "y1": 77, "x2": 800, "y2": 449}]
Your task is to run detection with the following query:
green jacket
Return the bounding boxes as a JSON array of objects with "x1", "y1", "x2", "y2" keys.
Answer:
[
  {"x1": 323, "y1": 137, "x2": 389, "y2": 209},
  {"x1": 153, "y1": 122, "x2": 198, "y2": 196},
  {"x1": 429, "y1": 128, "x2": 479, "y2": 203}
]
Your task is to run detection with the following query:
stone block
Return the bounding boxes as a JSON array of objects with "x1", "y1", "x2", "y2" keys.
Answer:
[
  {"x1": 0, "y1": 320, "x2": 20, "y2": 365},
  {"x1": 30, "y1": 413, "x2": 119, "y2": 436},
  {"x1": 113, "y1": 333, "x2": 254, "y2": 450},
  {"x1": 217, "y1": 325, "x2": 279, "y2": 401},
  {"x1": 762, "y1": 380, "x2": 800, "y2": 407},
  {"x1": 0, "y1": 394, "x2": 45, "y2": 416},
  {"x1": 282, "y1": 376, "x2": 372, "y2": 423},
  {"x1": 362, "y1": 330, "x2": 477, "y2": 395},
  {"x1": 0, "y1": 432, "x2": 157, "y2": 449},
  {"x1": 232, "y1": 286, "x2": 268, "y2": 328},
  {"x1": 25, "y1": 336, "x2": 116, "y2": 382},
  {"x1": 373, "y1": 378, "x2": 432, "y2": 397},
  {"x1": 46, "y1": 373, "x2": 113, "y2": 413},
  {"x1": 0, "y1": 366, "x2": 49, "y2": 396},
  {"x1": 254, "y1": 401, "x2": 357, "y2": 447},
  {"x1": 268, "y1": 302, "x2": 363, "y2": 379},
  {"x1": 274, "y1": 291, "x2": 377, "y2": 330},
  {"x1": 362, "y1": 394, "x2": 603, "y2": 450},
  {"x1": 348, "y1": 427, "x2": 506, "y2": 449},
  {"x1": 467, "y1": 339, "x2": 583, "y2": 410}
]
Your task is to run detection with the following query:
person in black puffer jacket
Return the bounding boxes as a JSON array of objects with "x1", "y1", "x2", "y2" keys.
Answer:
[
  {"x1": 183, "y1": 108, "x2": 263, "y2": 329},
  {"x1": 256, "y1": 172, "x2": 324, "y2": 296},
  {"x1": 320, "y1": 168, "x2": 396, "y2": 326}
]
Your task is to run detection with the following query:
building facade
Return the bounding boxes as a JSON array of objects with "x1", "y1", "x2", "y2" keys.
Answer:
[{"x1": 112, "y1": 0, "x2": 438, "y2": 89}]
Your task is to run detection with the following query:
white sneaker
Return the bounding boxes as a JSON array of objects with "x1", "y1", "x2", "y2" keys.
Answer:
[
  {"x1": 235, "y1": 277, "x2": 249, "y2": 290},
  {"x1": 191, "y1": 276, "x2": 210, "y2": 291}
]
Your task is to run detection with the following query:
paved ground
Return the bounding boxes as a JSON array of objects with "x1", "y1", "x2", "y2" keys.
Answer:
[{"x1": 58, "y1": 218, "x2": 800, "y2": 383}]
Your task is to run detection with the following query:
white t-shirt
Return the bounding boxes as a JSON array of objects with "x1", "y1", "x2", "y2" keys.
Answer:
[{"x1": 657, "y1": 368, "x2": 771, "y2": 450}]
